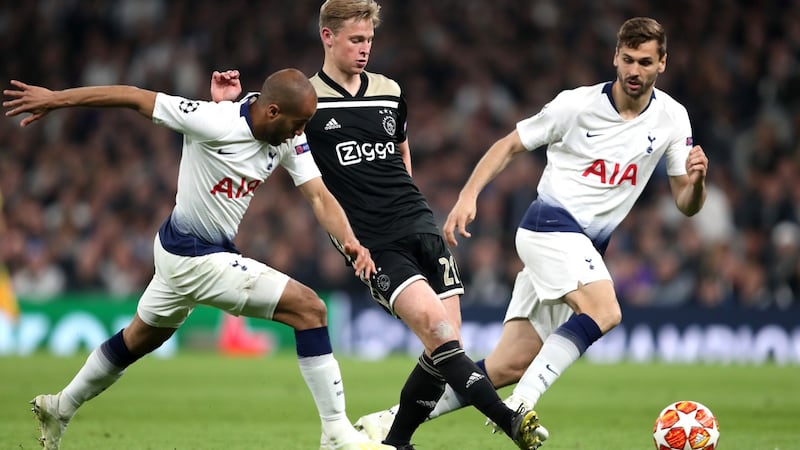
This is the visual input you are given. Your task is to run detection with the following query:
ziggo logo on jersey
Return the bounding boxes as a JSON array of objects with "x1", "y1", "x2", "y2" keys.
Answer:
[
  {"x1": 210, "y1": 177, "x2": 262, "y2": 198},
  {"x1": 336, "y1": 140, "x2": 395, "y2": 166}
]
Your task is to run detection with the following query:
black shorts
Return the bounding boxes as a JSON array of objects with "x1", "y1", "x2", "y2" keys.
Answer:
[{"x1": 331, "y1": 233, "x2": 465, "y2": 314}]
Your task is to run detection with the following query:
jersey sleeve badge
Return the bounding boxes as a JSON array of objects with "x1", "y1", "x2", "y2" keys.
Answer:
[
  {"x1": 294, "y1": 142, "x2": 311, "y2": 155},
  {"x1": 295, "y1": 142, "x2": 311, "y2": 155},
  {"x1": 178, "y1": 100, "x2": 200, "y2": 114}
]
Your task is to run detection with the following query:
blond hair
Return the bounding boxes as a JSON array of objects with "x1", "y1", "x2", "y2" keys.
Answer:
[{"x1": 319, "y1": 0, "x2": 381, "y2": 33}]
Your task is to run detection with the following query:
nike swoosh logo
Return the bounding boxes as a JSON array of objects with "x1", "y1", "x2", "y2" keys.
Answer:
[
  {"x1": 217, "y1": 149, "x2": 235, "y2": 155},
  {"x1": 586, "y1": 131, "x2": 601, "y2": 138},
  {"x1": 333, "y1": 379, "x2": 342, "y2": 385},
  {"x1": 545, "y1": 364, "x2": 559, "y2": 376}
]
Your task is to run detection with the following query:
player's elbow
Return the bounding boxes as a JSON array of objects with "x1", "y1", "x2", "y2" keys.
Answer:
[{"x1": 677, "y1": 201, "x2": 704, "y2": 217}]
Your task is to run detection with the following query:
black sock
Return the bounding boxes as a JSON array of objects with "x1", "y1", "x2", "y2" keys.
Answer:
[
  {"x1": 383, "y1": 354, "x2": 445, "y2": 447},
  {"x1": 432, "y1": 340, "x2": 514, "y2": 436}
]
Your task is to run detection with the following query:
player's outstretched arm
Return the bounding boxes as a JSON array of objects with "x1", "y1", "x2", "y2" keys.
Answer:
[
  {"x1": 210, "y1": 70, "x2": 242, "y2": 103},
  {"x1": 298, "y1": 177, "x2": 377, "y2": 279},
  {"x1": 669, "y1": 145, "x2": 708, "y2": 217},
  {"x1": 3, "y1": 80, "x2": 157, "y2": 127},
  {"x1": 443, "y1": 129, "x2": 527, "y2": 247}
]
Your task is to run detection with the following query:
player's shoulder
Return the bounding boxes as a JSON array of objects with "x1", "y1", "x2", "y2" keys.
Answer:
[
  {"x1": 650, "y1": 87, "x2": 692, "y2": 131},
  {"x1": 652, "y1": 87, "x2": 689, "y2": 115},
  {"x1": 309, "y1": 73, "x2": 339, "y2": 98},
  {"x1": 264, "y1": 133, "x2": 306, "y2": 159},
  {"x1": 558, "y1": 82, "x2": 607, "y2": 102},
  {"x1": 362, "y1": 71, "x2": 401, "y2": 97},
  {"x1": 153, "y1": 92, "x2": 241, "y2": 133},
  {"x1": 309, "y1": 71, "x2": 401, "y2": 99},
  {"x1": 544, "y1": 83, "x2": 606, "y2": 116}
]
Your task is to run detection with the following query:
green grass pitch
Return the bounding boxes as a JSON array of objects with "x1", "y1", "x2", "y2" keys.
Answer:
[{"x1": 1, "y1": 352, "x2": 797, "y2": 449}]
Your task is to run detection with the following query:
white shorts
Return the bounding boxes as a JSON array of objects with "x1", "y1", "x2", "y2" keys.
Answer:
[
  {"x1": 504, "y1": 229, "x2": 611, "y2": 339},
  {"x1": 137, "y1": 234, "x2": 290, "y2": 328}
]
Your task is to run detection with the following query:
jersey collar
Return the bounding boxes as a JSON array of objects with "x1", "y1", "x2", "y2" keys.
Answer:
[
  {"x1": 318, "y1": 70, "x2": 368, "y2": 98},
  {"x1": 602, "y1": 81, "x2": 656, "y2": 115},
  {"x1": 240, "y1": 93, "x2": 259, "y2": 135}
]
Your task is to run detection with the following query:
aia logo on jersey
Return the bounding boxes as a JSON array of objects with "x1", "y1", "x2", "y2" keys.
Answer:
[
  {"x1": 210, "y1": 177, "x2": 262, "y2": 198},
  {"x1": 582, "y1": 160, "x2": 638, "y2": 186}
]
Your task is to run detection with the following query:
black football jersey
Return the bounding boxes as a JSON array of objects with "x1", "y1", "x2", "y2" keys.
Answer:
[{"x1": 307, "y1": 70, "x2": 438, "y2": 249}]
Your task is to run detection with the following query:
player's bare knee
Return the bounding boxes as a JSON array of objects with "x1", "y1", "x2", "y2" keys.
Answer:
[
  {"x1": 433, "y1": 320, "x2": 456, "y2": 340},
  {"x1": 275, "y1": 281, "x2": 329, "y2": 329},
  {"x1": 419, "y1": 319, "x2": 457, "y2": 347},
  {"x1": 604, "y1": 304, "x2": 623, "y2": 330},
  {"x1": 407, "y1": 318, "x2": 457, "y2": 350},
  {"x1": 294, "y1": 288, "x2": 328, "y2": 329},
  {"x1": 610, "y1": 306, "x2": 622, "y2": 328},
  {"x1": 593, "y1": 305, "x2": 622, "y2": 333}
]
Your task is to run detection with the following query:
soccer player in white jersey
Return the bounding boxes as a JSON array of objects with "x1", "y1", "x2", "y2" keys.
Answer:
[
  {"x1": 4, "y1": 68, "x2": 394, "y2": 450},
  {"x1": 357, "y1": 17, "x2": 709, "y2": 443}
]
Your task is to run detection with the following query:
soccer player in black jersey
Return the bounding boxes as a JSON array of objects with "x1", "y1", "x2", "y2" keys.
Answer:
[{"x1": 210, "y1": 1, "x2": 542, "y2": 449}]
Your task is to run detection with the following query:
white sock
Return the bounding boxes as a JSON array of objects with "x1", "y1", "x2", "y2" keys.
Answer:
[
  {"x1": 297, "y1": 354, "x2": 351, "y2": 437},
  {"x1": 59, "y1": 348, "x2": 126, "y2": 418},
  {"x1": 427, "y1": 384, "x2": 467, "y2": 420},
  {"x1": 513, "y1": 333, "x2": 581, "y2": 407}
]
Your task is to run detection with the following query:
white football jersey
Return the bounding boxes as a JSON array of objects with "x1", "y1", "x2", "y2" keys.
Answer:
[
  {"x1": 516, "y1": 82, "x2": 692, "y2": 252},
  {"x1": 151, "y1": 92, "x2": 321, "y2": 255}
]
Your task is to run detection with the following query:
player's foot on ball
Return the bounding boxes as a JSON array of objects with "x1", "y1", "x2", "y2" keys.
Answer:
[{"x1": 30, "y1": 393, "x2": 70, "y2": 450}]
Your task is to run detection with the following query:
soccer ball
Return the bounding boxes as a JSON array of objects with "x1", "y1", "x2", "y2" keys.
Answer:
[{"x1": 653, "y1": 400, "x2": 720, "y2": 449}]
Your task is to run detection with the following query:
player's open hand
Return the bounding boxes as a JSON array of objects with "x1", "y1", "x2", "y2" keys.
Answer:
[
  {"x1": 3, "y1": 80, "x2": 54, "y2": 127},
  {"x1": 442, "y1": 196, "x2": 478, "y2": 247},
  {"x1": 210, "y1": 70, "x2": 242, "y2": 103},
  {"x1": 343, "y1": 241, "x2": 377, "y2": 280},
  {"x1": 686, "y1": 145, "x2": 708, "y2": 186}
]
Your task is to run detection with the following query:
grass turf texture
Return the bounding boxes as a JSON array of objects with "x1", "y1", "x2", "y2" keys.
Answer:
[{"x1": 1, "y1": 353, "x2": 797, "y2": 449}]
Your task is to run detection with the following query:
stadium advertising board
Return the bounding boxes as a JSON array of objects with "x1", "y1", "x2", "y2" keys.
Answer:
[
  {"x1": 344, "y1": 301, "x2": 800, "y2": 365},
  {"x1": 0, "y1": 294, "x2": 297, "y2": 358},
  {"x1": 1, "y1": 294, "x2": 798, "y2": 365}
]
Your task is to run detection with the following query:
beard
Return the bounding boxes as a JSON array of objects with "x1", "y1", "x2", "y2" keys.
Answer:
[{"x1": 617, "y1": 70, "x2": 657, "y2": 99}]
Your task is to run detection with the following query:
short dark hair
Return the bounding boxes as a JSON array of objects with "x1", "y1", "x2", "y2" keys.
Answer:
[{"x1": 617, "y1": 17, "x2": 667, "y2": 58}]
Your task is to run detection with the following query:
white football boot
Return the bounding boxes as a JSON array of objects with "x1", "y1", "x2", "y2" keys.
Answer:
[
  {"x1": 319, "y1": 423, "x2": 395, "y2": 450},
  {"x1": 30, "y1": 393, "x2": 70, "y2": 450},
  {"x1": 353, "y1": 405, "x2": 397, "y2": 442}
]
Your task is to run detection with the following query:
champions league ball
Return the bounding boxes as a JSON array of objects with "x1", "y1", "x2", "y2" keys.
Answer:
[{"x1": 653, "y1": 400, "x2": 720, "y2": 449}]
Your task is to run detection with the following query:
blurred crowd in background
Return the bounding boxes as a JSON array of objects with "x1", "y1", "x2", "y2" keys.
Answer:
[{"x1": 1, "y1": 0, "x2": 799, "y2": 310}]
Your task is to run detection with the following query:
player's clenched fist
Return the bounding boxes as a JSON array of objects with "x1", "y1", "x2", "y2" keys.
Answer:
[{"x1": 685, "y1": 145, "x2": 708, "y2": 185}]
